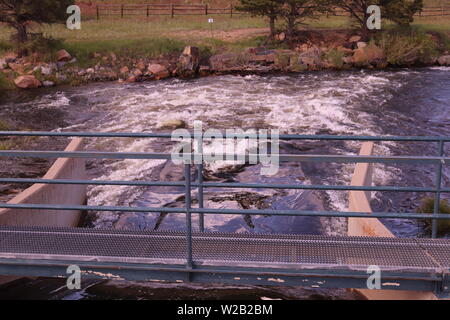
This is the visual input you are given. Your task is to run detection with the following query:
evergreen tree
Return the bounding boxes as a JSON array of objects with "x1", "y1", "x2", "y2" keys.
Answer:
[
  {"x1": 237, "y1": 0, "x2": 283, "y2": 37},
  {"x1": 0, "y1": 0, "x2": 74, "y2": 51}
]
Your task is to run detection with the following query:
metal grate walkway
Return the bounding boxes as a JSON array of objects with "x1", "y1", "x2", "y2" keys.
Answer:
[{"x1": 0, "y1": 226, "x2": 449, "y2": 295}]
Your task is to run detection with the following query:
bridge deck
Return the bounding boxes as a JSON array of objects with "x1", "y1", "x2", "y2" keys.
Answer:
[{"x1": 0, "y1": 226, "x2": 449, "y2": 295}]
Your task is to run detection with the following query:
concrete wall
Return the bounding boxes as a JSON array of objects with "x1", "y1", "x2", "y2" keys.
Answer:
[
  {"x1": 348, "y1": 142, "x2": 436, "y2": 300},
  {"x1": 0, "y1": 138, "x2": 86, "y2": 227}
]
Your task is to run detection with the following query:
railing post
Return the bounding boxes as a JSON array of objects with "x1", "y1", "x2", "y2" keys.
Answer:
[
  {"x1": 432, "y1": 140, "x2": 444, "y2": 238},
  {"x1": 184, "y1": 163, "x2": 193, "y2": 277},
  {"x1": 198, "y1": 163, "x2": 205, "y2": 232}
]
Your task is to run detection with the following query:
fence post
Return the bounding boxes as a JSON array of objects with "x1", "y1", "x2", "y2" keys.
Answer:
[
  {"x1": 432, "y1": 140, "x2": 444, "y2": 238},
  {"x1": 96, "y1": 5, "x2": 100, "y2": 20},
  {"x1": 171, "y1": 4, "x2": 174, "y2": 18},
  {"x1": 230, "y1": 4, "x2": 233, "y2": 18},
  {"x1": 121, "y1": 4, "x2": 124, "y2": 18},
  {"x1": 185, "y1": 163, "x2": 193, "y2": 275},
  {"x1": 147, "y1": 5, "x2": 149, "y2": 18},
  {"x1": 198, "y1": 163, "x2": 205, "y2": 232},
  {"x1": 205, "y1": 4, "x2": 208, "y2": 16}
]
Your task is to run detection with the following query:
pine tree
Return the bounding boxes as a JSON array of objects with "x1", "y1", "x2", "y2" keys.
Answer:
[
  {"x1": 237, "y1": 0, "x2": 283, "y2": 37},
  {"x1": 0, "y1": 0, "x2": 74, "y2": 52}
]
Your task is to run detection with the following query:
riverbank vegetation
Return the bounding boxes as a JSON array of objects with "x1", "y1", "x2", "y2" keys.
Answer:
[
  {"x1": 0, "y1": 0, "x2": 449, "y2": 89},
  {"x1": 418, "y1": 197, "x2": 450, "y2": 235}
]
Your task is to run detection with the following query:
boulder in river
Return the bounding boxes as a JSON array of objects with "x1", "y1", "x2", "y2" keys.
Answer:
[
  {"x1": 158, "y1": 119, "x2": 187, "y2": 130},
  {"x1": 209, "y1": 53, "x2": 241, "y2": 72},
  {"x1": 14, "y1": 75, "x2": 42, "y2": 89},
  {"x1": 147, "y1": 64, "x2": 170, "y2": 80},
  {"x1": 438, "y1": 55, "x2": 450, "y2": 66}
]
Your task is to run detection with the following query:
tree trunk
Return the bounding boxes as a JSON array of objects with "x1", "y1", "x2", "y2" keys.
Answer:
[
  {"x1": 16, "y1": 23, "x2": 28, "y2": 56},
  {"x1": 286, "y1": 3, "x2": 296, "y2": 40},
  {"x1": 269, "y1": 16, "x2": 276, "y2": 38}
]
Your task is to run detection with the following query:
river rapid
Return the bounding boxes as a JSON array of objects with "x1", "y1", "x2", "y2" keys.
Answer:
[{"x1": 0, "y1": 67, "x2": 449, "y2": 299}]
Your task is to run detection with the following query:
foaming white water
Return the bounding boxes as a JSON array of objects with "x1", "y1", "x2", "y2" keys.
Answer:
[{"x1": 51, "y1": 71, "x2": 409, "y2": 229}]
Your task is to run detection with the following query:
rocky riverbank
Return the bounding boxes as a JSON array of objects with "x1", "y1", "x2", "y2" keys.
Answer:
[{"x1": 1, "y1": 32, "x2": 450, "y2": 90}]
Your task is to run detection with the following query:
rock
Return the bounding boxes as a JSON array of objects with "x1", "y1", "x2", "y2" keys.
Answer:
[
  {"x1": 8, "y1": 63, "x2": 24, "y2": 74},
  {"x1": 40, "y1": 64, "x2": 55, "y2": 76},
  {"x1": 278, "y1": 32, "x2": 286, "y2": 41},
  {"x1": 56, "y1": 74, "x2": 67, "y2": 82},
  {"x1": 126, "y1": 76, "x2": 136, "y2": 83},
  {"x1": 147, "y1": 64, "x2": 170, "y2": 80},
  {"x1": 158, "y1": 119, "x2": 187, "y2": 130},
  {"x1": 132, "y1": 69, "x2": 142, "y2": 77},
  {"x1": 110, "y1": 53, "x2": 117, "y2": 62},
  {"x1": 0, "y1": 59, "x2": 6, "y2": 70},
  {"x1": 209, "y1": 53, "x2": 240, "y2": 72},
  {"x1": 136, "y1": 61, "x2": 146, "y2": 71},
  {"x1": 342, "y1": 56, "x2": 354, "y2": 65},
  {"x1": 178, "y1": 46, "x2": 200, "y2": 77},
  {"x1": 14, "y1": 75, "x2": 41, "y2": 89},
  {"x1": 119, "y1": 66, "x2": 129, "y2": 74},
  {"x1": 438, "y1": 55, "x2": 450, "y2": 66},
  {"x1": 199, "y1": 65, "x2": 211, "y2": 76},
  {"x1": 336, "y1": 46, "x2": 353, "y2": 55},
  {"x1": 349, "y1": 35, "x2": 362, "y2": 43},
  {"x1": 56, "y1": 49, "x2": 72, "y2": 62},
  {"x1": 42, "y1": 81, "x2": 55, "y2": 87},
  {"x1": 68, "y1": 57, "x2": 77, "y2": 64},
  {"x1": 86, "y1": 68, "x2": 95, "y2": 74},
  {"x1": 353, "y1": 44, "x2": 386, "y2": 67},
  {"x1": 247, "y1": 48, "x2": 276, "y2": 64},
  {"x1": 3, "y1": 52, "x2": 18, "y2": 63},
  {"x1": 357, "y1": 41, "x2": 367, "y2": 49}
]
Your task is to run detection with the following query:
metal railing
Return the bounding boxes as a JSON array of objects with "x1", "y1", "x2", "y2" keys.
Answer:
[{"x1": 0, "y1": 131, "x2": 449, "y2": 271}]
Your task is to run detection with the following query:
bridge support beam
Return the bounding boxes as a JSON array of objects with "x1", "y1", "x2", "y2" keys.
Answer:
[{"x1": 348, "y1": 142, "x2": 438, "y2": 300}]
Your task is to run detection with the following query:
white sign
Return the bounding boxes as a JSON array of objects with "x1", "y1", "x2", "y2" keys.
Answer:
[{"x1": 208, "y1": 18, "x2": 214, "y2": 24}]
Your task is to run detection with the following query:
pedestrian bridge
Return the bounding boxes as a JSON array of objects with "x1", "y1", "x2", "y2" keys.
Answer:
[{"x1": 0, "y1": 132, "x2": 449, "y2": 298}]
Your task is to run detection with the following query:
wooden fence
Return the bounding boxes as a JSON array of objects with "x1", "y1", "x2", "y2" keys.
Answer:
[
  {"x1": 96, "y1": 4, "x2": 237, "y2": 19},
  {"x1": 95, "y1": 3, "x2": 450, "y2": 19}
]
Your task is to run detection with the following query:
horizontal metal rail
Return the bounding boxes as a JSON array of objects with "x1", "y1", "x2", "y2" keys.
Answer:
[
  {"x1": 1, "y1": 203, "x2": 450, "y2": 220},
  {"x1": 0, "y1": 131, "x2": 449, "y2": 294},
  {"x1": 0, "y1": 177, "x2": 449, "y2": 193},
  {"x1": 2, "y1": 131, "x2": 450, "y2": 142}
]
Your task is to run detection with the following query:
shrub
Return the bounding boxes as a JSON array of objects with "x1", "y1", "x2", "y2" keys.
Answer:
[
  {"x1": 417, "y1": 197, "x2": 450, "y2": 235},
  {"x1": 373, "y1": 28, "x2": 438, "y2": 66},
  {"x1": 326, "y1": 48, "x2": 345, "y2": 69}
]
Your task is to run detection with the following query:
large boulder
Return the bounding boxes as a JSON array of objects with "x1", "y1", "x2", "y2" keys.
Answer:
[
  {"x1": 147, "y1": 64, "x2": 170, "y2": 80},
  {"x1": 247, "y1": 48, "x2": 275, "y2": 64},
  {"x1": 178, "y1": 46, "x2": 200, "y2": 77},
  {"x1": 438, "y1": 55, "x2": 450, "y2": 66},
  {"x1": 56, "y1": 49, "x2": 72, "y2": 62},
  {"x1": 14, "y1": 75, "x2": 42, "y2": 89},
  {"x1": 353, "y1": 44, "x2": 386, "y2": 67},
  {"x1": 158, "y1": 119, "x2": 187, "y2": 130},
  {"x1": 209, "y1": 53, "x2": 241, "y2": 72}
]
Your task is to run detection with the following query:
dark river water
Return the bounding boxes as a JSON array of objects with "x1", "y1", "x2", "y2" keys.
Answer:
[{"x1": 0, "y1": 67, "x2": 449, "y2": 299}]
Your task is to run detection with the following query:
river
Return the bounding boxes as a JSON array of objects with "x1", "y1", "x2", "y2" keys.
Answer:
[{"x1": 0, "y1": 67, "x2": 449, "y2": 299}]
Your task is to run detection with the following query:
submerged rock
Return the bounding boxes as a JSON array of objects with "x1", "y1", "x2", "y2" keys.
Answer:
[{"x1": 158, "y1": 119, "x2": 187, "y2": 130}]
